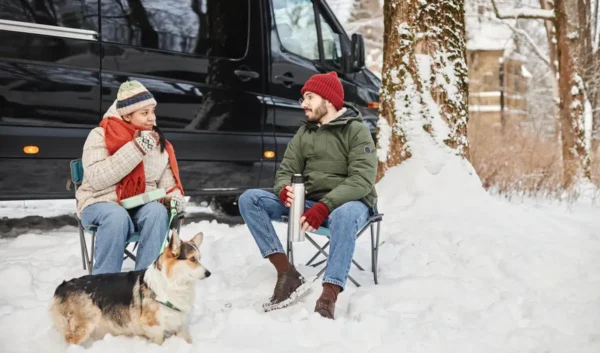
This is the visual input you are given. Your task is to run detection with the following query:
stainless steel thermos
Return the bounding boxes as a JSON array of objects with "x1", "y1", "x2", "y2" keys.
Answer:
[{"x1": 289, "y1": 174, "x2": 306, "y2": 242}]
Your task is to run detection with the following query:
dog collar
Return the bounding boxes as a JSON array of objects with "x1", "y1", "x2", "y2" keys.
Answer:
[{"x1": 143, "y1": 288, "x2": 182, "y2": 312}]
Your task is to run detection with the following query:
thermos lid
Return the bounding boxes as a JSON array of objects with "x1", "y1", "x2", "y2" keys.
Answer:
[{"x1": 291, "y1": 174, "x2": 305, "y2": 184}]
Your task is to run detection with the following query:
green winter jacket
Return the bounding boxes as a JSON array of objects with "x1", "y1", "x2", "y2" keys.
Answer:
[{"x1": 274, "y1": 105, "x2": 378, "y2": 212}]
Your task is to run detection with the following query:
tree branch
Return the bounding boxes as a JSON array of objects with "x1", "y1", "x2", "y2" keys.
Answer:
[
  {"x1": 490, "y1": 0, "x2": 554, "y2": 20},
  {"x1": 505, "y1": 23, "x2": 552, "y2": 66}
]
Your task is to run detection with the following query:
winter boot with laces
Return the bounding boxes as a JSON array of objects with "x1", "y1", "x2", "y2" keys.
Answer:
[{"x1": 262, "y1": 265, "x2": 311, "y2": 312}]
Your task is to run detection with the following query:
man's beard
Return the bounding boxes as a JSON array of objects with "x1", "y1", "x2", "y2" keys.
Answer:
[{"x1": 307, "y1": 102, "x2": 328, "y2": 123}]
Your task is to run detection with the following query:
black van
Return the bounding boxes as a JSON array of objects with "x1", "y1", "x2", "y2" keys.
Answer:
[{"x1": 0, "y1": 0, "x2": 381, "y2": 213}]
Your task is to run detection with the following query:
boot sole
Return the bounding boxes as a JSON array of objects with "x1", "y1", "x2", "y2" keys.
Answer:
[{"x1": 262, "y1": 280, "x2": 312, "y2": 312}]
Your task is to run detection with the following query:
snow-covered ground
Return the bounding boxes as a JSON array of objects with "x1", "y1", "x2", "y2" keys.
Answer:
[{"x1": 0, "y1": 162, "x2": 599, "y2": 353}]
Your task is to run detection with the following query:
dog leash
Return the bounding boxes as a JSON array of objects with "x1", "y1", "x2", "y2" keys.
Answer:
[
  {"x1": 139, "y1": 282, "x2": 182, "y2": 312},
  {"x1": 159, "y1": 199, "x2": 178, "y2": 254}
]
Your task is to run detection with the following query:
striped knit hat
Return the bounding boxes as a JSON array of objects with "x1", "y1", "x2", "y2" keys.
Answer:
[{"x1": 116, "y1": 80, "x2": 157, "y2": 116}]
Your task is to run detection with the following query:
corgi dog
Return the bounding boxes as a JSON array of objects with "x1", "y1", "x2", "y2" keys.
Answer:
[{"x1": 50, "y1": 230, "x2": 210, "y2": 345}]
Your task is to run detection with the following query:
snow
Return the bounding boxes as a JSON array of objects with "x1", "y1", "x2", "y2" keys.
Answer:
[
  {"x1": 1, "y1": 162, "x2": 599, "y2": 352},
  {"x1": 0, "y1": 197, "x2": 205, "y2": 219},
  {"x1": 376, "y1": 117, "x2": 391, "y2": 162},
  {"x1": 585, "y1": 98, "x2": 593, "y2": 153},
  {"x1": 0, "y1": 200, "x2": 76, "y2": 219},
  {"x1": 470, "y1": 91, "x2": 501, "y2": 98},
  {"x1": 1, "y1": 2, "x2": 600, "y2": 350},
  {"x1": 494, "y1": 8, "x2": 554, "y2": 20}
]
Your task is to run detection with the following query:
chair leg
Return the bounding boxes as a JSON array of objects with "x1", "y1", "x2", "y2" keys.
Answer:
[
  {"x1": 311, "y1": 258, "x2": 327, "y2": 268},
  {"x1": 315, "y1": 265, "x2": 361, "y2": 288},
  {"x1": 306, "y1": 234, "x2": 364, "y2": 287},
  {"x1": 88, "y1": 231, "x2": 95, "y2": 275},
  {"x1": 124, "y1": 242, "x2": 138, "y2": 261},
  {"x1": 306, "y1": 240, "x2": 330, "y2": 266},
  {"x1": 348, "y1": 274, "x2": 361, "y2": 287},
  {"x1": 352, "y1": 259, "x2": 365, "y2": 271},
  {"x1": 77, "y1": 222, "x2": 87, "y2": 271},
  {"x1": 305, "y1": 234, "x2": 330, "y2": 260},
  {"x1": 371, "y1": 221, "x2": 381, "y2": 285},
  {"x1": 124, "y1": 248, "x2": 137, "y2": 261}
]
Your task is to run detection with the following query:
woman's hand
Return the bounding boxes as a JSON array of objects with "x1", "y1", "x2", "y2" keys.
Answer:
[
  {"x1": 133, "y1": 130, "x2": 159, "y2": 155},
  {"x1": 163, "y1": 195, "x2": 185, "y2": 214}
]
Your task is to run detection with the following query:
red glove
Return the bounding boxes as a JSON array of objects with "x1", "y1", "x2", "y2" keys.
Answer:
[
  {"x1": 301, "y1": 202, "x2": 330, "y2": 230},
  {"x1": 279, "y1": 186, "x2": 290, "y2": 206}
]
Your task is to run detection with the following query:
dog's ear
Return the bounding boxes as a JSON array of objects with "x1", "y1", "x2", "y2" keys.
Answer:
[
  {"x1": 168, "y1": 229, "x2": 182, "y2": 257},
  {"x1": 191, "y1": 232, "x2": 204, "y2": 247}
]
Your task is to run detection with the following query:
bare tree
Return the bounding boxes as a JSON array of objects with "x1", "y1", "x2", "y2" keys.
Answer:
[
  {"x1": 377, "y1": 0, "x2": 470, "y2": 180},
  {"x1": 346, "y1": 0, "x2": 384, "y2": 73},
  {"x1": 490, "y1": 0, "x2": 591, "y2": 187},
  {"x1": 555, "y1": 0, "x2": 590, "y2": 185}
]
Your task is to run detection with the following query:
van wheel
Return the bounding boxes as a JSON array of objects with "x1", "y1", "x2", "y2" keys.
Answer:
[{"x1": 210, "y1": 196, "x2": 241, "y2": 217}]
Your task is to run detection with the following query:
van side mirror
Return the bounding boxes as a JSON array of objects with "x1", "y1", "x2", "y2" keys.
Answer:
[{"x1": 350, "y1": 33, "x2": 365, "y2": 72}]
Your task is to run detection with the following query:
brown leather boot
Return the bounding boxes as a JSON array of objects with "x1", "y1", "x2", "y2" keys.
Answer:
[
  {"x1": 314, "y1": 283, "x2": 341, "y2": 319},
  {"x1": 262, "y1": 265, "x2": 307, "y2": 312},
  {"x1": 314, "y1": 296, "x2": 335, "y2": 319}
]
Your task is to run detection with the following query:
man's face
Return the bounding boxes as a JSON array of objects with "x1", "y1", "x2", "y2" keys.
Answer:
[{"x1": 300, "y1": 92, "x2": 328, "y2": 123}]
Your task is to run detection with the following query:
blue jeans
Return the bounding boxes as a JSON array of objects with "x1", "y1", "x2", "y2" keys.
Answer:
[
  {"x1": 80, "y1": 201, "x2": 169, "y2": 275},
  {"x1": 238, "y1": 189, "x2": 369, "y2": 290}
]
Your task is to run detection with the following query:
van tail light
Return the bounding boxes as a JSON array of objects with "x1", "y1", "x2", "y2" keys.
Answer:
[{"x1": 23, "y1": 146, "x2": 39, "y2": 154}]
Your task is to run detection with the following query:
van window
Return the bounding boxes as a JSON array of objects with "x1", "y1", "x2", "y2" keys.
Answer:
[
  {"x1": 100, "y1": 0, "x2": 249, "y2": 58},
  {"x1": 0, "y1": 0, "x2": 97, "y2": 31},
  {"x1": 319, "y1": 13, "x2": 342, "y2": 68},
  {"x1": 272, "y1": 0, "x2": 319, "y2": 60}
]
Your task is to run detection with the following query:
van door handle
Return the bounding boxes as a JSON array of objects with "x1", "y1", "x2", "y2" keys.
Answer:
[
  {"x1": 275, "y1": 73, "x2": 296, "y2": 87},
  {"x1": 234, "y1": 70, "x2": 259, "y2": 81}
]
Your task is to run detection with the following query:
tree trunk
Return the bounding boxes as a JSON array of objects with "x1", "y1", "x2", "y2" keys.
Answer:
[
  {"x1": 377, "y1": 0, "x2": 469, "y2": 181},
  {"x1": 539, "y1": 0, "x2": 560, "y2": 139},
  {"x1": 554, "y1": 0, "x2": 591, "y2": 186}
]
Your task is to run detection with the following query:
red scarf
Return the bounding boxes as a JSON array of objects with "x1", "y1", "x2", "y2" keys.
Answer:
[{"x1": 99, "y1": 117, "x2": 184, "y2": 202}]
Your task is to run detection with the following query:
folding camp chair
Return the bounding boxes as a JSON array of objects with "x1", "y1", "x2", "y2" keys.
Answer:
[
  {"x1": 284, "y1": 205, "x2": 383, "y2": 287},
  {"x1": 68, "y1": 159, "x2": 184, "y2": 274}
]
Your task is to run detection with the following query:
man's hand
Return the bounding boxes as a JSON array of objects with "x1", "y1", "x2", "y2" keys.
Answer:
[
  {"x1": 299, "y1": 202, "x2": 329, "y2": 232},
  {"x1": 279, "y1": 185, "x2": 294, "y2": 207}
]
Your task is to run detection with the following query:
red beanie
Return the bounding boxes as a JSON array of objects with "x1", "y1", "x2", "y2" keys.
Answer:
[{"x1": 301, "y1": 71, "x2": 344, "y2": 110}]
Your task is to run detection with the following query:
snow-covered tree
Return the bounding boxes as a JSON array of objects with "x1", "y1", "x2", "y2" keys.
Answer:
[
  {"x1": 554, "y1": 0, "x2": 590, "y2": 185},
  {"x1": 377, "y1": 0, "x2": 470, "y2": 180},
  {"x1": 490, "y1": 0, "x2": 591, "y2": 187}
]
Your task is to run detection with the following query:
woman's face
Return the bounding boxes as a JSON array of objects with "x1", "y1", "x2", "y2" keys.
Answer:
[{"x1": 124, "y1": 104, "x2": 156, "y2": 128}]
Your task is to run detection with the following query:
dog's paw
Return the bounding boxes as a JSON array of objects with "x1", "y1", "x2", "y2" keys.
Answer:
[{"x1": 176, "y1": 329, "x2": 192, "y2": 344}]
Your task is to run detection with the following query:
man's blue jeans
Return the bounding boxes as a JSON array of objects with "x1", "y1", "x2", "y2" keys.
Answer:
[
  {"x1": 80, "y1": 201, "x2": 168, "y2": 275},
  {"x1": 238, "y1": 189, "x2": 369, "y2": 290}
]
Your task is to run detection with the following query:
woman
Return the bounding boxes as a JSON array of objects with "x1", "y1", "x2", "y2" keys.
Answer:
[{"x1": 76, "y1": 80, "x2": 185, "y2": 275}]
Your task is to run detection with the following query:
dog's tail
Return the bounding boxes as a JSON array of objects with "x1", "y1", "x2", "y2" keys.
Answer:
[{"x1": 49, "y1": 296, "x2": 69, "y2": 335}]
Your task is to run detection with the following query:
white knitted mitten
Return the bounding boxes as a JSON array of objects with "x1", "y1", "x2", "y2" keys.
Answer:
[{"x1": 134, "y1": 133, "x2": 157, "y2": 154}]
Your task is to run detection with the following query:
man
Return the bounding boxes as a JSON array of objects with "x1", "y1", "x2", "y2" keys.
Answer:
[{"x1": 238, "y1": 71, "x2": 377, "y2": 319}]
